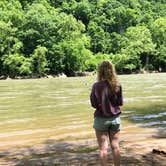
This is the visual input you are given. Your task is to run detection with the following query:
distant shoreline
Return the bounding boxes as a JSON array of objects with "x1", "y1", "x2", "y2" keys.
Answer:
[{"x1": 0, "y1": 71, "x2": 166, "y2": 80}]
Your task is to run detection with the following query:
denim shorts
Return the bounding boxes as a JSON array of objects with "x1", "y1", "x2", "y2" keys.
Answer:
[{"x1": 93, "y1": 116, "x2": 121, "y2": 132}]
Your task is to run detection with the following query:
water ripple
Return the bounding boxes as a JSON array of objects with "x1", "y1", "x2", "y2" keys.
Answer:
[
  {"x1": 137, "y1": 121, "x2": 166, "y2": 127},
  {"x1": 132, "y1": 112, "x2": 166, "y2": 120}
]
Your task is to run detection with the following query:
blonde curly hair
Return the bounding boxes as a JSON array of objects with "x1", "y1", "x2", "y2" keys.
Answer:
[{"x1": 97, "y1": 60, "x2": 119, "y2": 93}]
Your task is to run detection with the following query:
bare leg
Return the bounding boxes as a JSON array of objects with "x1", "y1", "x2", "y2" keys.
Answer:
[
  {"x1": 109, "y1": 131, "x2": 120, "y2": 166},
  {"x1": 95, "y1": 130, "x2": 108, "y2": 166}
]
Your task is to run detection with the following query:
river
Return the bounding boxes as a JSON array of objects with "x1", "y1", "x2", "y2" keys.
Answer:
[{"x1": 0, "y1": 73, "x2": 165, "y2": 150}]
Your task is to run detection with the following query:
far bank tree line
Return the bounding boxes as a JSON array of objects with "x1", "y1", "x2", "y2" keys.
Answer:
[{"x1": 0, "y1": 0, "x2": 166, "y2": 77}]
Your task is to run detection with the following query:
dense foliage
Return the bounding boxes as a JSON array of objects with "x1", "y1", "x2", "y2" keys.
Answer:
[{"x1": 0, "y1": 0, "x2": 166, "y2": 77}]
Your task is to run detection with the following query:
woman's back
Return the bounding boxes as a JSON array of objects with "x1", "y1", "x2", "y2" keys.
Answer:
[{"x1": 90, "y1": 80, "x2": 123, "y2": 117}]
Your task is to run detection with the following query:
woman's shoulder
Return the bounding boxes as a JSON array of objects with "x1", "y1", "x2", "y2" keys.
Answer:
[
  {"x1": 92, "y1": 80, "x2": 105, "y2": 88},
  {"x1": 95, "y1": 80, "x2": 106, "y2": 85},
  {"x1": 118, "y1": 84, "x2": 122, "y2": 88},
  {"x1": 117, "y1": 84, "x2": 122, "y2": 92},
  {"x1": 117, "y1": 81, "x2": 122, "y2": 87}
]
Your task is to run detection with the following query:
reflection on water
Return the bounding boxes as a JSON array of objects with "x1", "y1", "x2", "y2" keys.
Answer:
[{"x1": 0, "y1": 73, "x2": 165, "y2": 149}]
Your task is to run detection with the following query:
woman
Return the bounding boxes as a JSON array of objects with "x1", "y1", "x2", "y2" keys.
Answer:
[{"x1": 90, "y1": 60, "x2": 123, "y2": 166}]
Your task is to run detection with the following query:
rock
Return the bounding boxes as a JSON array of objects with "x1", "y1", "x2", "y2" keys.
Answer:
[
  {"x1": 152, "y1": 149, "x2": 166, "y2": 156},
  {"x1": 6, "y1": 76, "x2": 12, "y2": 80},
  {"x1": 45, "y1": 75, "x2": 54, "y2": 78},
  {"x1": 0, "y1": 75, "x2": 7, "y2": 80},
  {"x1": 57, "y1": 73, "x2": 67, "y2": 78}
]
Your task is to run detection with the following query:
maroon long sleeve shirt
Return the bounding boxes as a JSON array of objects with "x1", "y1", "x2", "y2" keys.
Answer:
[{"x1": 90, "y1": 80, "x2": 123, "y2": 117}]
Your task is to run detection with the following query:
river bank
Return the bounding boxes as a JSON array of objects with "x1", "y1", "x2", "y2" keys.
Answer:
[
  {"x1": 0, "y1": 138, "x2": 165, "y2": 166},
  {"x1": 0, "y1": 127, "x2": 165, "y2": 166},
  {"x1": 0, "y1": 71, "x2": 165, "y2": 80}
]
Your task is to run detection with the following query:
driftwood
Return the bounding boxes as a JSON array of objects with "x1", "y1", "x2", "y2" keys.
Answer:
[{"x1": 152, "y1": 149, "x2": 166, "y2": 156}]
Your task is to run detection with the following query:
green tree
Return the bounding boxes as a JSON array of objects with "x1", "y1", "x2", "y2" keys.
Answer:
[
  {"x1": 79, "y1": 52, "x2": 110, "y2": 72},
  {"x1": 19, "y1": 58, "x2": 33, "y2": 75},
  {"x1": 73, "y1": 0, "x2": 92, "y2": 26},
  {"x1": 151, "y1": 17, "x2": 166, "y2": 47},
  {"x1": 47, "y1": 13, "x2": 87, "y2": 75},
  {"x1": 3, "y1": 54, "x2": 25, "y2": 78},
  {"x1": 111, "y1": 53, "x2": 131, "y2": 73},
  {"x1": 58, "y1": 36, "x2": 91, "y2": 76},
  {"x1": 0, "y1": 0, "x2": 24, "y2": 27},
  {"x1": 19, "y1": 1, "x2": 56, "y2": 56},
  {"x1": 87, "y1": 21, "x2": 111, "y2": 53},
  {"x1": 122, "y1": 25, "x2": 156, "y2": 71},
  {"x1": 0, "y1": 0, "x2": 166, "y2": 76},
  {"x1": 151, "y1": 17, "x2": 166, "y2": 71},
  {"x1": 0, "y1": 21, "x2": 23, "y2": 75},
  {"x1": 31, "y1": 46, "x2": 48, "y2": 76},
  {"x1": 47, "y1": 44, "x2": 65, "y2": 75}
]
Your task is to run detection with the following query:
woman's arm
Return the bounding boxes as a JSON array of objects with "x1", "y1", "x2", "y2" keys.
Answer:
[
  {"x1": 90, "y1": 84, "x2": 98, "y2": 108},
  {"x1": 117, "y1": 86, "x2": 123, "y2": 106}
]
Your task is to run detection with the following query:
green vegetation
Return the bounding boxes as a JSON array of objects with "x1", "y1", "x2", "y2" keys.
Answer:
[{"x1": 0, "y1": 0, "x2": 166, "y2": 77}]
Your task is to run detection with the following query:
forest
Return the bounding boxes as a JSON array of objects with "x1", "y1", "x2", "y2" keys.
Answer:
[{"x1": 0, "y1": 0, "x2": 166, "y2": 77}]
